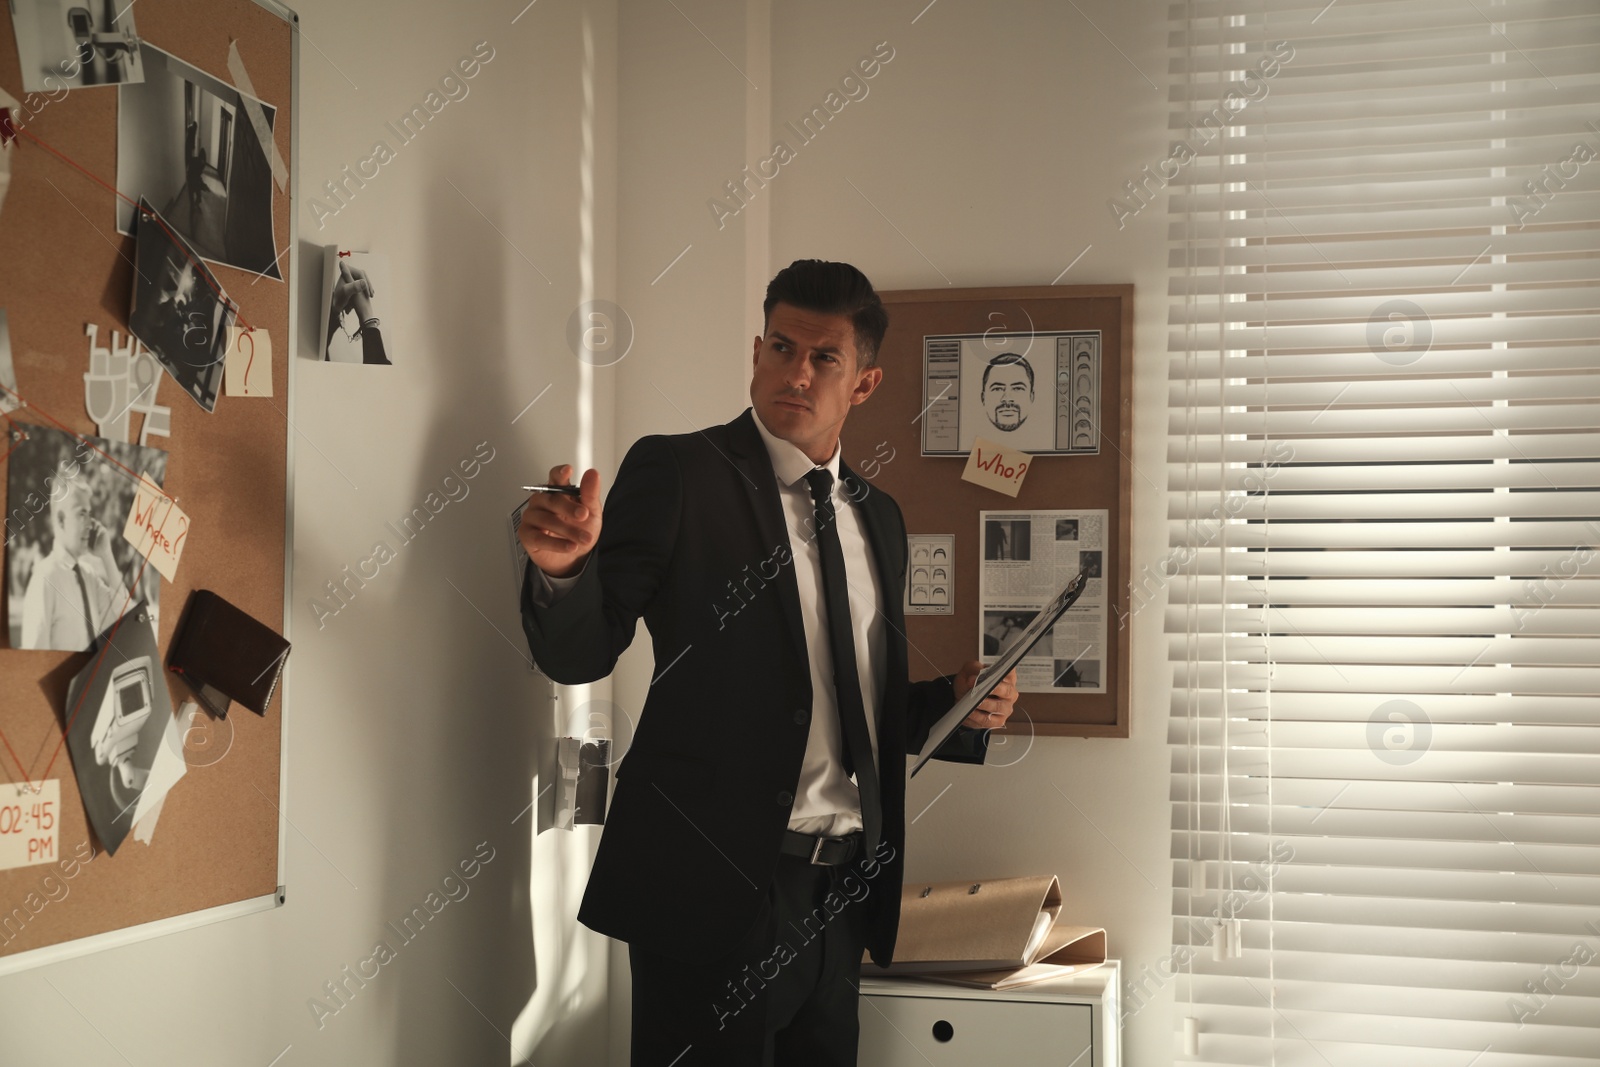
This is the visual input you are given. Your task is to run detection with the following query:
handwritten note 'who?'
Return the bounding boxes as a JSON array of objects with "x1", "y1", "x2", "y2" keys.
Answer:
[{"x1": 961, "y1": 436, "x2": 1032, "y2": 497}]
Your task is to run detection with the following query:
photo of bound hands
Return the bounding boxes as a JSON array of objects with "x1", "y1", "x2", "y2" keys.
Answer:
[{"x1": 321, "y1": 249, "x2": 392, "y2": 365}]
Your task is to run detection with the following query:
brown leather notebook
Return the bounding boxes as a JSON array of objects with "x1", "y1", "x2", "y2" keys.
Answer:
[{"x1": 167, "y1": 590, "x2": 289, "y2": 717}]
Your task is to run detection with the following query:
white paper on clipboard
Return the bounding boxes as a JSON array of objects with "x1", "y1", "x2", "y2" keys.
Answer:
[{"x1": 910, "y1": 570, "x2": 1089, "y2": 777}]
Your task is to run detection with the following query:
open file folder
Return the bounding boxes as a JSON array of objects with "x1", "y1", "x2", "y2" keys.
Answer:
[{"x1": 864, "y1": 874, "x2": 1106, "y2": 990}]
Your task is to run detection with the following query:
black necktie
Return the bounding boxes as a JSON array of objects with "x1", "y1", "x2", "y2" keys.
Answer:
[
  {"x1": 803, "y1": 468, "x2": 881, "y2": 854},
  {"x1": 72, "y1": 561, "x2": 98, "y2": 645}
]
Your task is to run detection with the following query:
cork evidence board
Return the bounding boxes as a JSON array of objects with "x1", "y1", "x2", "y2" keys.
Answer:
[
  {"x1": 843, "y1": 286, "x2": 1132, "y2": 739},
  {"x1": 0, "y1": 0, "x2": 297, "y2": 972}
]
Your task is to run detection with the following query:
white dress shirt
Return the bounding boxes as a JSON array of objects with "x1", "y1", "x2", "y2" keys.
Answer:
[
  {"x1": 531, "y1": 412, "x2": 889, "y2": 839},
  {"x1": 20, "y1": 548, "x2": 130, "y2": 651},
  {"x1": 750, "y1": 411, "x2": 887, "y2": 838}
]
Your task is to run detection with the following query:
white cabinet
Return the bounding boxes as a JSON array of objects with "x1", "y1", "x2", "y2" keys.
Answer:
[{"x1": 858, "y1": 961, "x2": 1120, "y2": 1067}]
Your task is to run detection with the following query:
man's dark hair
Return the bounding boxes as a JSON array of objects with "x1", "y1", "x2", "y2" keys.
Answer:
[
  {"x1": 982, "y1": 352, "x2": 1035, "y2": 394},
  {"x1": 763, "y1": 259, "x2": 889, "y2": 368}
]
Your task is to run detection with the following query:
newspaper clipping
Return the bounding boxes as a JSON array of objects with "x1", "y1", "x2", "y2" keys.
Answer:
[{"x1": 979, "y1": 509, "x2": 1106, "y2": 694}]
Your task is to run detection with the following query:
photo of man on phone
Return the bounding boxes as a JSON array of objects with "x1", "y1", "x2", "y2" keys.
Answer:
[
  {"x1": 20, "y1": 479, "x2": 134, "y2": 651},
  {"x1": 7, "y1": 425, "x2": 169, "y2": 652}
]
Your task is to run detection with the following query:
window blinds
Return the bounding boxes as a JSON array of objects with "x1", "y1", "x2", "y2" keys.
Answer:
[{"x1": 1165, "y1": 1, "x2": 1600, "y2": 1064}]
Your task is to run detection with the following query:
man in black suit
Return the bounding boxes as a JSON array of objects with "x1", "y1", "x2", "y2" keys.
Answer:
[{"x1": 518, "y1": 260, "x2": 1017, "y2": 1066}]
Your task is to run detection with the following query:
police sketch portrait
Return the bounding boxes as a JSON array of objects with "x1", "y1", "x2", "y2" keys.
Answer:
[
  {"x1": 981, "y1": 352, "x2": 1035, "y2": 433},
  {"x1": 920, "y1": 331, "x2": 1101, "y2": 456}
]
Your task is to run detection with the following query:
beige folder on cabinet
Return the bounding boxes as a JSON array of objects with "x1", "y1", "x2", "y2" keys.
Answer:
[{"x1": 866, "y1": 875, "x2": 1107, "y2": 990}]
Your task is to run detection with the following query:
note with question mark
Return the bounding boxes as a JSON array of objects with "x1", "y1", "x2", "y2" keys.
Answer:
[{"x1": 224, "y1": 326, "x2": 272, "y2": 397}]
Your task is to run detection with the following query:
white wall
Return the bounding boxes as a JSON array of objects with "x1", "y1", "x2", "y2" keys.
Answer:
[{"x1": 2, "y1": 1, "x2": 1178, "y2": 1063}]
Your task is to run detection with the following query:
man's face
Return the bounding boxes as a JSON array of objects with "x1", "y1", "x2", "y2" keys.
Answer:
[
  {"x1": 984, "y1": 363, "x2": 1033, "y2": 431},
  {"x1": 57, "y1": 490, "x2": 91, "y2": 554},
  {"x1": 750, "y1": 303, "x2": 882, "y2": 464}
]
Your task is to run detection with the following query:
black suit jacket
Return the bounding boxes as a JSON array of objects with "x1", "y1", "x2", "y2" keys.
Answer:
[{"x1": 520, "y1": 409, "x2": 985, "y2": 966}]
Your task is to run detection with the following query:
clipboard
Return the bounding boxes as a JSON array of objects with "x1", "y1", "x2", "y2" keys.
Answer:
[{"x1": 910, "y1": 570, "x2": 1090, "y2": 776}]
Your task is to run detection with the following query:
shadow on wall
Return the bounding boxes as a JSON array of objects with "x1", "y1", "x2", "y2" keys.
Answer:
[{"x1": 353, "y1": 171, "x2": 604, "y2": 1063}]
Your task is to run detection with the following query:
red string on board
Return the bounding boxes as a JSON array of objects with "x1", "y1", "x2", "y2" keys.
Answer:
[
  {"x1": 0, "y1": 382, "x2": 149, "y2": 485},
  {"x1": 0, "y1": 409, "x2": 26, "y2": 466},
  {"x1": 36, "y1": 544, "x2": 161, "y2": 789},
  {"x1": 10, "y1": 126, "x2": 256, "y2": 334},
  {"x1": 0, "y1": 386, "x2": 182, "y2": 792},
  {"x1": 0, "y1": 108, "x2": 258, "y2": 796},
  {"x1": 0, "y1": 528, "x2": 161, "y2": 794}
]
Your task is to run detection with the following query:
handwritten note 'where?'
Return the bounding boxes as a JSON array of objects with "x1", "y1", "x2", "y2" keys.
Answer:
[
  {"x1": 962, "y1": 436, "x2": 1032, "y2": 497},
  {"x1": 122, "y1": 473, "x2": 190, "y2": 581}
]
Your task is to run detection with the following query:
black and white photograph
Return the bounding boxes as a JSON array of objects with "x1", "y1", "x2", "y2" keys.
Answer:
[
  {"x1": 127, "y1": 198, "x2": 233, "y2": 413},
  {"x1": 64, "y1": 602, "x2": 173, "y2": 856},
  {"x1": 984, "y1": 518, "x2": 1031, "y2": 561},
  {"x1": 0, "y1": 308, "x2": 19, "y2": 411},
  {"x1": 982, "y1": 609, "x2": 1038, "y2": 657},
  {"x1": 116, "y1": 43, "x2": 279, "y2": 280},
  {"x1": 921, "y1": 331, "x2": 1101, "y2": 456},
  {"x1": 1052, "y1": 658, "x2": 1101, "y2": 690},
  {"x1": 980, "y1": 509, "x2": 1109, "y2": 694},
  {"x1": 320, "y1": 247, "x2": 394, "y2": 364},
  {"x1": 6, "y1": 422, "x2": 168, "y2": 651},
  {"x1": 7, "y1": 0, "x2": 143, "y2": 93}
]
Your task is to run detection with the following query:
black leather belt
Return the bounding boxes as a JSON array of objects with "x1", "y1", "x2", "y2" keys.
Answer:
[{"x1": 780, "y1": 829, "x2": 862, "y2": 866}]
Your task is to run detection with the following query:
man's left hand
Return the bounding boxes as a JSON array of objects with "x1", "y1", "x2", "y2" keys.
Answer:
[{"x1": 954, "y1": 661, "x2": 1017, "y2": 729}]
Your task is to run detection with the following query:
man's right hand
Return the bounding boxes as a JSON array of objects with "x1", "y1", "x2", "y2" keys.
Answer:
[{"x1": 519, "y1": 464, "x2": 603, "y2": 579}]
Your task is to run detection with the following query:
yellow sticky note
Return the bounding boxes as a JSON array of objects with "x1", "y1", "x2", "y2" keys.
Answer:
[
  {"x1": 961, "y1": 436, "x2": 1033, "y2": 497},
  {"x1": 225, "y1": 326, "x2": 272, "y2": 397},
  {"x1": 122, "y1": 473, "x2": 190, "y2": 582}
]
